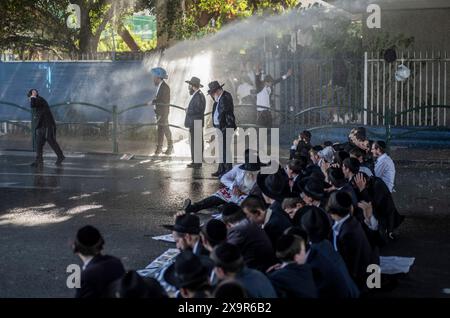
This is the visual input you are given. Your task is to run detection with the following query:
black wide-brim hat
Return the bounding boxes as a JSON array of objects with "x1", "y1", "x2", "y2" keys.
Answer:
[
  {"x1": 300, "y1": 206, "x2": 331, "y2": 243},
  {"x1": 162, "y1": 214, "x2": 200, "y2": 235},
  {"x1": 207, "y1": 81, "x2": 225, "y2": 95},
  {"x1": 163, "y1": 252, "x2": 209, "y2": 288},
  {"x1": 239, "y1": 149, "x2": 262, "y2": 171},
  {"x1": 256, "y1": 166, "x2": 291, "y2": 202},
  {"x1": 299, "y1": 179, "x2": 325, "y2": 201},
  {"x1": 185, "y1": 76, "x2": 204, "y2": 88}
]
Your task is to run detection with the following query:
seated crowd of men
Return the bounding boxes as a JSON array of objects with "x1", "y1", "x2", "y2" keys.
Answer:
[{"x1": 71, "y1": 126, "x2": 404, "y2": 298}]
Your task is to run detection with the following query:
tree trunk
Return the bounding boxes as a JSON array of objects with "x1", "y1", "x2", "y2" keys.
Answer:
[
  {"x1": 117, "y1": 23, "x2": 140, "y2": 52},
  {"x1": 155, "y1": 0, "x2": 169, "y2": 48},
  {"x1": 78, "y1": 4, "x2": 96, "y2": 54}
]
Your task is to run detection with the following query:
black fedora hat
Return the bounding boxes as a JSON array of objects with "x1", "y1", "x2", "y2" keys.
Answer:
[
  {"x1": 256, "y1": 166, "x2": 290, "y2": 202},
  {"x1": 300, "y1": 206, "x2": 331, "y2": 243},
  {"x1": 185, "y1": 76, "x2": 203, "y2": 88},
  {"x1": 162, "y1": 213, "x2": 200, "y2": 235},
  {"x1": 163, "y1": 250, "x2": 209, "y2": 288},
  {"x1": 300, "y1": 179, "x2": 325, "y2": 201},
  {"x1": 113, "y1": 271, "x2": 167, "y2": 298},
  {"x1": 239, "y1": 149, "x2": 261, "y2": 172},
  {"x1": 201, "y1": 219, "x2": 227, "y2": 246},
  {"x1": 207, "y1": 81, "x2": 225, "y2": 95}
]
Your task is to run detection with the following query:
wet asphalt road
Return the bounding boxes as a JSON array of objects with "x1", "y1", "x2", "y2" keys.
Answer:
[{"x1": 0, "y1": 151, "x2": 449, "y2": 298}]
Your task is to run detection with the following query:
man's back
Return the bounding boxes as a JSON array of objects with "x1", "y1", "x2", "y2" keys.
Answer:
[
  {"x1": 236, "y1": 267, "x2": 277, "y2": 298},
  {"x1": 227, "y1": 219, "x2": 276, "y2": 272},
  {"x1": 76, "y1": 254, "x2": 125, "y2": 298},
  {"x1": 307, "y1": 240, "x2": 360, "y2": 298},
  {"x1": 269, "y1": 263, "x2": 318, "y2": 298},
  {"x1": 31, "y1": 96, "x2": 56, "y2": 128},
  {"x1": 337, "y1": 216, "x2": 375, "y2": 288}
]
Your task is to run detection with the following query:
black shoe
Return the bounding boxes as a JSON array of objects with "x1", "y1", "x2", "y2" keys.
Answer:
[
  {"x1": 164, "y1": 146, "x2": 174, "y2": 155},
  {"x1": 187, "y1": 163, "x2": 202, "y2": 168},
  {"x1": 55, "y1": 155, "x2": 66, "y2": 166},
  {"x1": 183, "y1": 199, "x2": 193, "y2": 213},
  {"x1": 153, "y1": 148, "x2": 162, "y2": 155},
  {"x1": 211, "y1": 170, "x2": 222, "y2": 177}
]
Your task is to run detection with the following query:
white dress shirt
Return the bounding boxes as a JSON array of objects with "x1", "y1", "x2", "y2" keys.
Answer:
[
  {"x1": 374, "y1": 153, "x2": 396, "y2": 192},
  {"x1": 256, "y1": 86, "x2": 271, "y2": 111},
  {"x1": 155, "y1": 81, "x2": 163, "y2": 97},
  {"x1": 213, "y1": 92, "x2": 223, "y2": 126},
  {"x1": 237, "y1": 83, "x2": 254, "y2": 104}
]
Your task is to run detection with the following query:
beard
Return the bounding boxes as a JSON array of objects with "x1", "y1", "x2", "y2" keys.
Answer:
[
  {"x1": 189, "y1": 88, "x2": 195, "y2": 95},
  {"x1": 239, "y1": 171, "x2": 258, "y2": 194}
]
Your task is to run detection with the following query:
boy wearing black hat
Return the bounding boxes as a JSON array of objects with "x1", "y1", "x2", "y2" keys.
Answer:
[
  {"x1": 200, "y1": 219, "x2": 228, "y2": 253},
  {"x1": 163, "y1": 214, "x2": 209, "y2": 257},
  {"x1": 72, "y1": 225, "x2": 125, "y2": 298},
  {"x1": 211, "y1": 243, "x2": 277, "y2": 298},
  {"x1": 300, "y1": 208, "x2": 359, "y2": 298},
  {"x1": 241, "y1": 195, "x2": 292, "y2": 250},
  {"x1": 222, "y1": 203, "x2": 276, "y2": 272},
  {"x1": 300, "y1": 179, "x2": 327, "y2": 210},
  {"x1": 326, "y1": 167, "x2": 358, "y2": 208},
  {"x1": 164, "y1": 250, "x2": 212, "y2": 298},
  {"x1": 112, "y1": 271, "x2": 167, "y2": 298},
  {"x1": 268, "y1": 234, "x2": 318, "y2": 298},
  {"x1": 327, "y1": 191, "x2": 378, "y2": 290},
  {"x1": 184, "y1": 77, "x2": 206, "y2": 168}
]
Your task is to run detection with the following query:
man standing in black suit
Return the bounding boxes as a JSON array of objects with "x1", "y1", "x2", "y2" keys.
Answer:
[
  {"x1": 28, "y1": 89, "x2": 65, "y2": 168},
  {"x1": 151, "y1": 67, "x2": 173, "y2": 155},
  {"x1": 184, "y1": 77, "x2": 206, "y2": 168},
  {"x1": 208, "y1": 81, "x2": 236, "y2": 178},
  {"x1": 72, "y1": 225, "x2": 125, "y2": 298}
]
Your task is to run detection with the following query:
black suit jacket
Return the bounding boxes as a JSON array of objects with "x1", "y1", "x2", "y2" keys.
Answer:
[
  {"x1": 152, "y1": 81, "x2": 170, "y2": 121},
  {"x1": 355, "y1": 176, "x2": 404, "y2": 240},
  {"x1": 336, "y1": 216, "x2": 377, "y2": 288},
  {"x1": 264, "y1": 201, "x2": 292, "y2": 248},
  {"x1": 227, "y1": 218, "x2": 277, "y2": 272},
  {"x1": 269, "y1": 263, "x2": 318, "y2": 298},
  {"x1": 75, "y1": 254, "x2": 125, "y2": 298},
  {"x1": 306, "y1": 240, "x2": 359, "y2": 298},
  {"x1": 184, "y1": 90, "x2": 206, "y2": 128},
  {"x1": 30, "y1": 96, "x2": 56, "y2": 129},
  {"x1": 211, "y1": 90, "x2": 236, "y2": 130}
]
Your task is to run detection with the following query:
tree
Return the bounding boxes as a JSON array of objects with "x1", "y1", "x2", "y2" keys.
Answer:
[{"x1": 0, "y1": 0, "x2": 155, "y2": 57}]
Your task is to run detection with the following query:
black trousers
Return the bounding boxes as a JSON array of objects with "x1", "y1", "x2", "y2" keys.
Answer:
[
  {"x1": 35, "y1": 126, "x2": 64, "y2": 161},
  {"x1": 156, "y1": 116, "x2": 173, "y2": 150},
  {"x1": 189, "y1": 126, "x2": 204, "y2": 163},
  {"x1": 217, "y1": 128, "x2": 233, "y2": 173},
  {"x1": 186, "y1": 196, "x2": 226, "y2": 213}
]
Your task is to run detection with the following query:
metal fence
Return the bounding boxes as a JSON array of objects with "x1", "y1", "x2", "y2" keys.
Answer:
[{"x1": 364, "y1": 51, "x2": 450, "y2": 127}]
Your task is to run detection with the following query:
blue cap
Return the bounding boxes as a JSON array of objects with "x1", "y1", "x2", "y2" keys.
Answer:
[{"x1": 151, "y1": 67, "x2": 168, "y2": 79}]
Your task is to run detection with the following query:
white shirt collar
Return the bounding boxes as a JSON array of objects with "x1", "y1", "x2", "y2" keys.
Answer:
[
  {"x1": 156, "y1": 81, "x2": 163, "y2": 95},
  {"x1": 262, "y1": 207, "x2": 273, "y2": 228},
  {"x1": 82, "y1": 256, "x2": 94, "y2": 270},
  {"x1": 332, "y1": 214, "x2": 351, "y2": 235}
]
